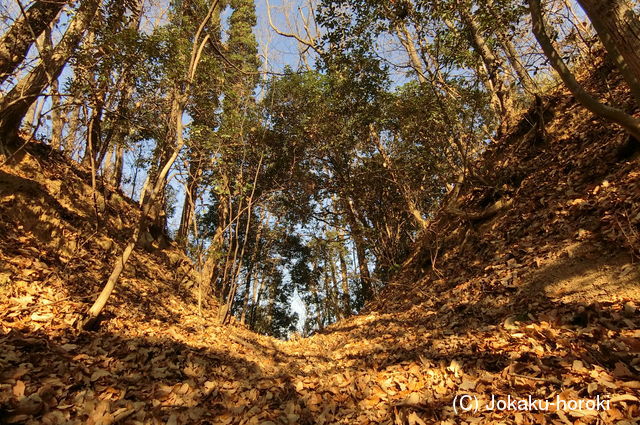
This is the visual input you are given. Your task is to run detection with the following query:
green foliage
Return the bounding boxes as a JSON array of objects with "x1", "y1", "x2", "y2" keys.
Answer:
[{"x1": 32, "y1": 0, "x2": 563, "y2": 339}]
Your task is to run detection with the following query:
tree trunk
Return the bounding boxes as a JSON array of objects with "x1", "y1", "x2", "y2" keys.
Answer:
[
  {"x1": 208, "y1": 192, "x2": 229, "y2": 298},
  {"x1": 341, "y1": 198, "x2": 373, "y2": 301},
  {"x1": 177, "y1": 151, "x2": 204, "y2": 244},
  {"x1": 370, "y1": 124, "x2": 428, "y2": 229},
  {"x1": 102, "y1": 145, "x2": 114, "y2": 182},
  {"x1": 499, "y1": 35, "x2": 537, "y2": 94},
  {"x1": 338, "y1": 247, "x2": 351, "y2": 316},
  {"x1": 322, "y1": 267, "x2": 334, "y2": 323},
  {"x1": 250, "y1": 274, "x2": 266, "y2": 329},
  {"x1": 309, "y1": 261, "x2": 324, "y2": 329},
  {"x1": 457, "y1": 2, "x2": 514, "y2": 134},
  {"x1": 138, "y1": 173, "x2": 150, "y2": 205},
  {"x1": 23, "y1": 96, "x2": 45, "y2": 133},
  {"x1": 83, "y1": 94, "x2": 188, "y2": 329},
  {"x1": 240, "y1": 262, "x2": 254, "y2": 325},
  {"x1": 266, "y1": 280, "x2": 277, "y2": 332},
  {"x1": 353, "y1": 230, "x2": 372, "y2": 300},
  {"x1": 83, "y1": 0, "x2": 220, "y2": 328},
  {"x1": 50, "y1": 78, "x2": 64, "y2": 149},
  {"x1": 576, "y1": 0, "x2": 640, "y2": 105},
  {"x1": 484, "y1": 0, "x2": 538, "y2": 94},
  {"x1": 0, "y1": 0, "x2": 69, "y2": 85},
  {"x1": 64, "y1": 102, "x2": 81, "y2": 156},
  {"x1": 0, "y1": 0, "x2": 101, "y2": 148},
  {"x1": 113, "y1": 143, "x2": 124, "y2": 189},
  {"x1": 103, "y1": 87, "x2": 134, "y2": 185},
  {"x1": 43, "y1": 23, "x2": 65, "y2": 150},
  {"x1": 140, "y1": 89, "x2": 180, "y2": 231},
  {"x1": 395, "y1": 22, "x2": 427, "y2": 84},
  {"x1": 94, "y1": 105, "x2": 112, "y2": 169},
  {"x1": 327, "y1": 253, "x2": 342, "y2": 320},
  {"x1": 82, "y1": 100, "x2": 104, "y2": 166},
  {"x1": 220, "y1": 167, "x2": 262, "y2": 325},
  {"x1": 240, "y1": 214, "x2": 264, "y2": 324},
  {"x1": 528, "y1": 0, "x2": 640, "y2": 140},
  {"x1": 101, "y1": 0, "x2": 144, "y2": 187},
  {"x1": 396, "y1": 18, "x2": 471, "y2": 174}
]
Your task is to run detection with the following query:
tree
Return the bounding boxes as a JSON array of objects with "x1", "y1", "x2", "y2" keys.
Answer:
[
  {"x1": 528, "y1": 0, "x2": 640, "y2": 141},
  {"x1": 0, "y1": 0, "x2": 102, "y2": 149},
  {"x1": 175, "y1": 0, "x2": 224, "y2": 244},
  {"x1": 0, "y1": 0, "x2": 70, "y2": 85},
  {"x1": 576, "y1": 0, "x2": 640, "y2": 105},
  {"x1": 83, "y1": 0, "x2": 221, "y2": 329},
  {"x1": 73, "y1": 0, "x2": 145, "y2": 173},
  {"x1": 10, "y1": 0, "x2": 633, "y2": 337},
  {"x1": 202, "y1": 0, "x2": 261, "y2": 324},
  {"x1": 455, "y1": 0, "x2": 514, "y2": 134}
]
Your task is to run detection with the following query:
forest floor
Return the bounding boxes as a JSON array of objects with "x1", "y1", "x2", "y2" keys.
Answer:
[{"x1": 1, "y1": 63, "x2": 640, "y2": 424}]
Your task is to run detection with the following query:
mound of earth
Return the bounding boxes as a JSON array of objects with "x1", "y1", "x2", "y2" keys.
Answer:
[{"x1": 1, "y1": 60, "x2": 639, "y2": 424}]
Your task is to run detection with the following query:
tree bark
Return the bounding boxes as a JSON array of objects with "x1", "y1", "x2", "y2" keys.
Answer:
[
  {"x1": 83, "y1": 0, "x2": 220, "y2": 328},
  {"x1": 322, "y1": 266, "x2": 335, "y2": 323},
  {"x1": 0, "y1": 0, "x2": 101, "y2": 148},
  {"x1": 309, "y1": 260, "x2": 324, "y2": 329},
  {"x1": 576, "y1": 0, "x2": 640, "y2": 105},
  {"x1": 338, "y1": 246, "x2": 351, "y2": 316},
  {"x1": 395, "y1": 22, "x2": 427, "y2": 84},
  {"x1": 485, "y1": 0, "x2": 538, "y2": 94},
  {"x1": 83, "y1": 93, "x2": 188, "y2": 330},
  {"x1": 499, "y1": 34, "x2": 537, "y2": 94},
  {"x1": 327, "y1": 252, "x2": 342, "y2": 320},
  {"x1": 101, "y1": 0, "x2": 144, "y2": 187},
  {"x1": 64, "y1": 101, "x2": 80, "y2": 155},
  {"x1": 102, "y1": 145, "x2": 114, "y2": 182},
  {"x1": 0, "y1": 0, "x2": 69, "y2": 85},
  {"x1": 240, "y1": 214, "x2": 264, "y2": 324},
  {"x1": 342, "y1": 198, "x2": 373, "y2": 301},
  {"x1": 240, "y1": 263, "x2": 254, "y2": 325},
  {"x1": 113, "y1": 143, "x2": 124, "y2": 189},
  {"x1": 370, "y1": 124, "x2": 428, "y2": 229},
  {"x1": 43, "y1": 23, "x2": 65, "y2": 150},
  {"x1": 177, "y1": 151, "x2": 204, "y2": 244},
  {"x1": 82, "y1": 97, "x2": 104, "y2": 166},
  {"x1": 457, "y1": 2, "x2": 514, "y2": 134},
  {"x1": 50, "y1": 78, "x2": 64, "y2": 149},
  {"x1": 250, "y1": 273, "x2": 266, "y2": 329},
  {"x1": 23, "y1": 95, "x2": 45, "y2": 132},
  {"x1": 528, "y1": 0, "x2": 640, "y2": 141},
  {"x1": 139, "y1": 89, "x2": 180, "y2": 231}
]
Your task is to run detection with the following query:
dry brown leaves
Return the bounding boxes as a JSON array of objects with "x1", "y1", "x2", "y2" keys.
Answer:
[{"x1": 1, "y1": 61, "x2": 640, "y2": 424}]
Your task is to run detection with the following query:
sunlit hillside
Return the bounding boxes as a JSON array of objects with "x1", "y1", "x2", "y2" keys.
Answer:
[{"x1": 1, "y1": 0, "x2": 639, "y2": 423}]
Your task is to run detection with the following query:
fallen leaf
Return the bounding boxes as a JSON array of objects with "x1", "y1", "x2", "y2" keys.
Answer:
[
  {"x1": 459, "y1": 377, "x2": 477, "y2": 390},
  {"x1": 610, "y1": 394, "x2": 639, "y2": 403},
  {"x1": 90, "y1": 369, "x2": 111, "y2": 382},
  {"x1": 30, "y1": 312, "x2": 53, "y2": 322},
  {"x1": 13, "y1": 380, "x2": 25, "y2": 397}
]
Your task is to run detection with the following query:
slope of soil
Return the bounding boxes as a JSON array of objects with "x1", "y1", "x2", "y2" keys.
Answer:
[{"x1": 1, "y1": 61, "x2": 640, "y2": 424}]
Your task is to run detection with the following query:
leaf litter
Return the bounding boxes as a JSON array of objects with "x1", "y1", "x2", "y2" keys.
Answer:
[{"x1": 1, "y1": 58, "x2": 640, "y2": 425}]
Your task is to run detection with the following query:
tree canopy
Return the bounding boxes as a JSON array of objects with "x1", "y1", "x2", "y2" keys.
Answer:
[{"x1": 2, "y1": 0, "x2": 639, "y2": 337}]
